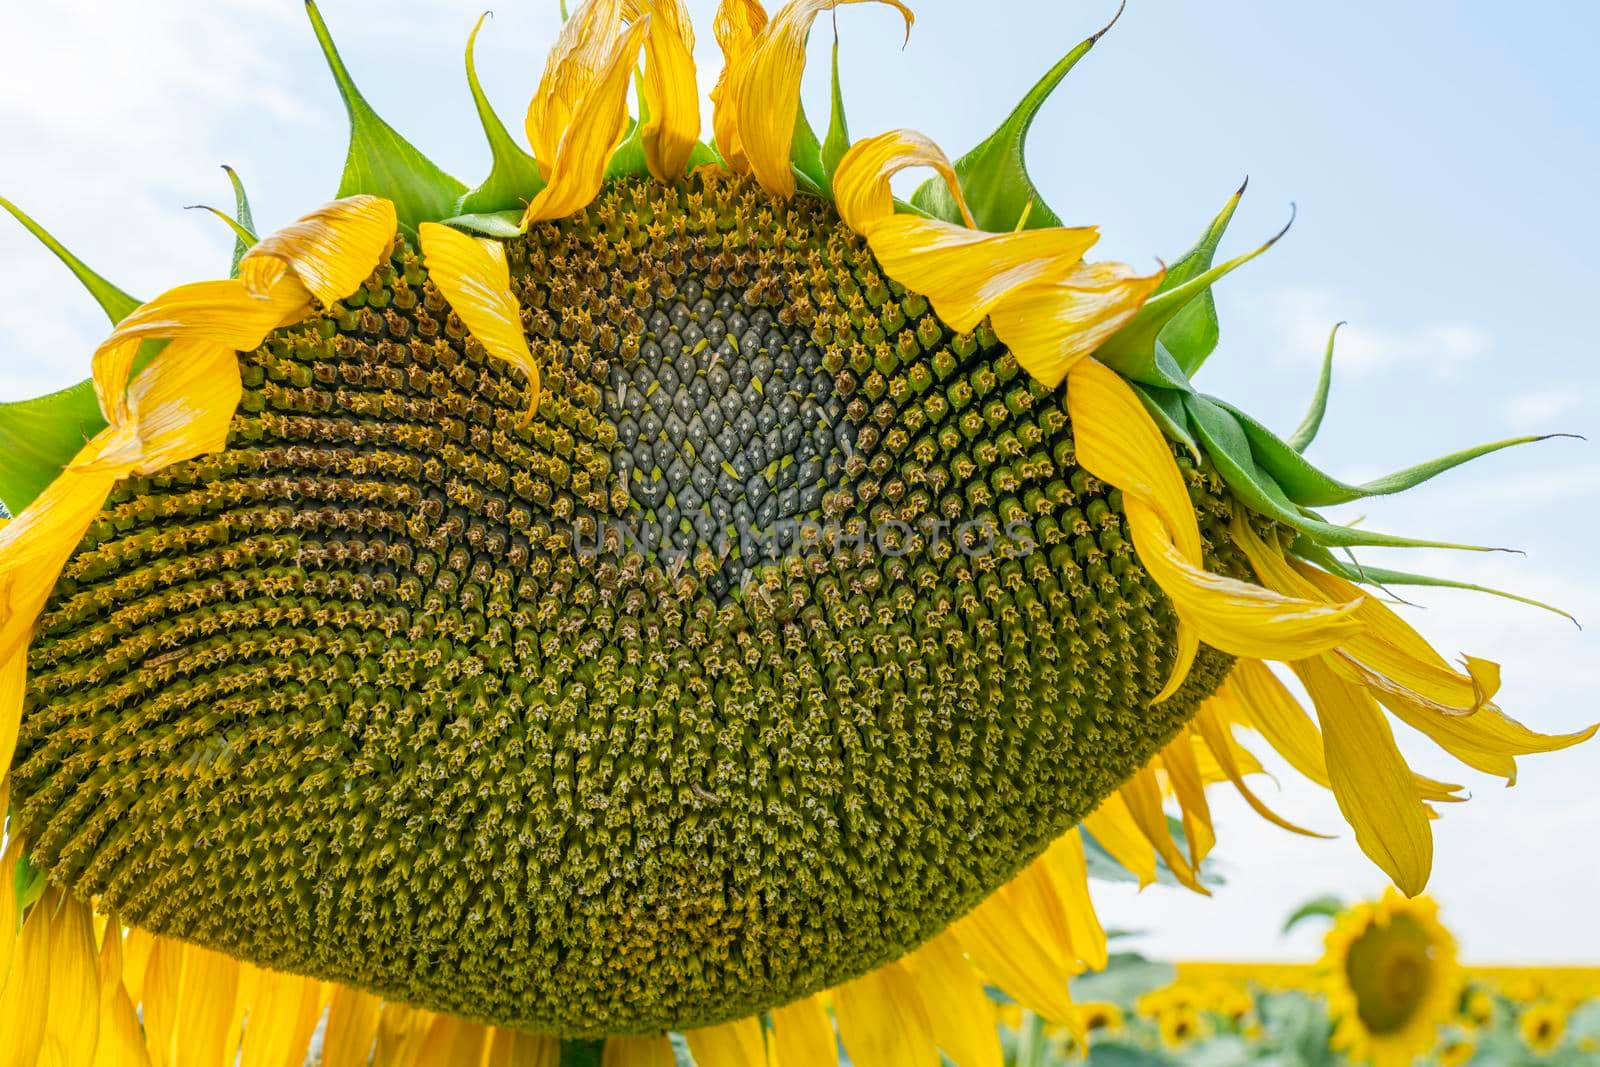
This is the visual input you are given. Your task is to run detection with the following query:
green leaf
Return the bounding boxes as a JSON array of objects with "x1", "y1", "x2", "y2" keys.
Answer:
[
  {"x1": 0, "y1": 381, "x2": 105, "y2": 514},
  {"x1": 909, "y1": 6, "x2": 1127, "y2": 231},
  {"x1": 1158, "y1": 180, "x2": 1247, "y2": 376},
  {"x1": 1096, "y1": 211, "x2": 1291, "y2": 387},
  {"x1": 1287, "y1": 321, "x2": 1341, "y2": 453},
  {"x1": 790, "y1": 100, "x2": 826, "y2": 193},
  {"x1": 439, "y1": 210, "x2": 528, "y2": 239},
  {"x1": 1281, "y1": 894, "x2": 1343, "y2": 935},
  {"x1": 1132, "y1": 382, "x2": 1200, "y2": 461},
  {"x1": 1182, "y1": 393, "x2": 1503, "y2": 552},
  {"x1": 820, "y1": 39, "x2": 851, "y2": 184},
  {"x1": 1291, "y1": 540, "x2": 1578, "y2": 624},
  {"x1": 305, "y1": 0, "x2": 467, "y2": 235},
  {"x1": 456, "y1": 13, "x2": 545, "y2": 216},
  {"x1": 1213, "y1": 395, "x2": 1566, "y2": 508},
  {"x1": 604, "y1": 116, "x2": 650, "y2": 182},
  {"x1": 0, "y1": 196, "x2": 140, "y2": 323},
  {"x1": 1071, "y1": 953, "x2": 1177, "y2": 1005},
  {"x1": 224, "y1": 165, "x2": 256, "y2": 277},
  {"x1": 1085, "y1": 1042, "x2": 1180, "y2": 1067}
]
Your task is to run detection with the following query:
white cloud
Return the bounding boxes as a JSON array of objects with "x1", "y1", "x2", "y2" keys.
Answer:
[
  {"x1": 1253, "y1": 286, "x2": 1491, "y2": 378},
  {"x1": 1504, "y1": 387, "x2": 1585, "y2": 430}
]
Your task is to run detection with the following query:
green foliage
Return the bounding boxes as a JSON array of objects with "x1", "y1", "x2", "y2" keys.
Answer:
[
  {"x1": 1156, "y1": 182, "x2": 1246, "y2": 377},
  {"x1": 304, "y1": 0, "x2": 466, "y2": 234},
  {"x1": 224, "y1": 165, "x2": 257, "y2": 277},
  {"x1": 457, "y1": 13, "x2": 545, "y2": 216},
  {"x1": 1281, "y1": 895, "x2": 1344, "y2": 936}
]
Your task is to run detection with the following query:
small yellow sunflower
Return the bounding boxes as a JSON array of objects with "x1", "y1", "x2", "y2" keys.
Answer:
[
  {"x1": 1464, "y1": 987, "x2": 1498, "y2": 1028},
  {"x1": 1321, "y1": 890, "x2": 1463, "y2": 1067},
  {"x1": 1435, "y1": 1034, "x2": 1477, "y2": 1067},
  {"x1": 0, "y1": 0, "x2": 1593, "y2": 1063},
  {"x1": 1518, "y1": 1001, "x2": 1569, "y2": 1056},
  {"x1": 1157, "y1": 1004, "x2": 1206, "y2": 1049},
  {"x1": 1078, "y1": 1000, "x2": 1124, "y2": 1035}
]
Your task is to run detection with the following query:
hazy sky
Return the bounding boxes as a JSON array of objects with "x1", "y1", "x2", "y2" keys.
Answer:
[{"x1": 2, "y1": 1, "x2": 1596, "y2": 963}]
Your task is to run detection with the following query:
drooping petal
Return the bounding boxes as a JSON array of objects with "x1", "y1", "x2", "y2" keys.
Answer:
[
  {"x1": 831, "y1": 129, "x2": 969, "y2": 232},
  {"x1": 239, "y1": 195, "x2": 396, "y2": 306},
  {"x1": 485, "y1": 1027, "x2": 559, "y2": 1067},
  {"x1": 419, "y1": 223, "x2": 540, "y2": 420},
  {"x1": 769, "y1": 994, "x2": 839, "y2": 1067},
  {"x1": 600, "y1": 1034, "x2": 677, "y2": 1067},
  {"x1": 1379, "y1": 692, "x2": 1597, "y2": 786},
  {"x1": 1191, "y1": 702, "x2": 1329, "y2": 838},
  {"x1": 174, "y1": 945, "x2": 242, "y2": 1067},
  {"x1": 75, "y1": 338, "x2": 244, "y2": 477},
  {"x1": 833, "y1": 961, "x2": 938, "y2": 1067},
  {"x1": 625, "y1": 0, "x2": 701, "y2": 181},
  {"x1": 0, "y1": 646, "x2": 22, "y2": 796},
  {"x1": 140, "y1": 937, "x2": 184, "y2": 1067},
  {"x1": 730, "y1": 0, "x2": 913, "y2": 198},
  {"x1": 990, "y1": 263, "x2": 1163, "y2": 387},
  {"x1": 953, "y1": 883, "x2": 1078, "y2": 1026},
  {"x1": 237, "y1": 968, "x2": 328, "y2": 1067},
  {"x1": 0, "y1": 834, "x2": 18, "y2": 992},
  {"x1": 522, "y1": 18, "x2": 651, "y2": 226},
  {"x1": 1040, "y1": 829, "x2": 1108, "y2": 972},
  {"x1": 1295, "y1": 657, "x2": 1434, "y2": 896},
  {"x1": 322, "y1": 986, "x2": 384, "y2": 1067},
  {"x1": 373, "y1": 1003, "x2": 434, "y2": 1067},
  {"x1": 1224, "y1": 660, "x2": 1331, "y2": 787},
  {"x1": 709, "y1": 0, "x2": 769, "y2": 172},
  {"x1": 1117, "y1": 765, "x2": 1205, "y2": 894},
  {"x1": 904, "y1": 933, "x2": 1002, "y2": 1067},
  {"x1": 526, "y1": 0, "x2": 630, "y2": 173},
  {"x1": 684, "y1": 1017, "x2": 766, "y2": 1067},
  {"x1": 91, "y1": 920, "x2": 152, "y2": 1067},
  {"x1": 410, "y1": 1014, "x2": 492, "y2": 1067},
  {"x1": 42, "y1": 889, "x2": 102, "y2": 1067},
  {"x1": 1081, "y1": 793, "x2": 1157, "y2": 889},
  {"x1": 0, "y1": 880, "x2": 51, "y2": 1067},
  {"x1": 1159, "y1": 728, "x2": 1216, "y2": 868}
]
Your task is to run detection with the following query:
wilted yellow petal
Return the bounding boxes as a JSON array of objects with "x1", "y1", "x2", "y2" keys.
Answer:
[
  {"x1": 685, "y1": 1017, "x2": 766, "y2": 1067},
  {"x1": 119, "y1": 927, "x2": 154, "y2": 1008},
  {"x1": 623, "y1": 0, "x2": 700, "y2": 181},
  {"x1": 90, "y1": 277, "x2": 310, "y2": 424},
  {"x1": 240, "y1": 195, "x2": 396, "y2": 307},
  {"x1": 238, "y1": 969, "x2": 328, "y2": 1067},
  {"x1": 75, "y1": 338, "x2": 243, "y2": 477},
  {"x1": 1191, "y1": 703, "x2": 1328, "y2": 839},
  {"x1": 954, "y1": 884, "x2": 1077, "y2": 1026},
  {"x1": 769, "y1": 994, "x2": 838, "y2": 1067},
  {"x1": 526, "y1": 0, "x2": 630, "y2": 173},
  {"x1": 1040, "y1": 829, "x2": 1108, "y2": 973},
  {"x1": 410, "y1": 1014, "x2": 491, "y2": 1067},
  {"x1": 600, "y1": 1034, "x2": 677, "y2": 1067},
  {"x1": 0, "y1": 882, "x2": 51, "y2": 1067},
  {"x1": 992, "y1": 264, "x2": 1163, "y2": 387},
  {"x1": 1118, "y1": 765, "x2": 1205, "y2": 894},
  {"x1": 831, "y1": 129, "x2": 969, "y2": 232},
  {"x1": 0, "y1": 838, "x2": 18, "y2": 996},
  {"x1": 730, "y1": 0, "x2": 913, "y2": 198},
  {"x1": 418, "y1": 223, "x2": 539, "y2": 420},
  {"x1": 709, "y1": 0, "x2": 768, "y2": 172},
  {"x1": 1159, "y1": 729, "x2": 1215, "y2": 868},
  {"x1": 0, "y1": 647, "x2": 21, "y2": 801},
  {"x1": 1380, "y1": 692, "x2": 1597, "y2": 786},
  {"x1": 1081, "y1": 793, "x2": 1156, "y2": 889},
  {"x1": 834, "y1": 962, "x2": 937, "y2": 1067},
  {"x1": 141, "y1": 938, "x2": 184, "y2": 1067},
  {"x1": 904, "y1": 933, "x2": 1002, "y2": 1067},
  {"x1": 373, "y1": 1003, "x2": 434, "y2": 1067},
  {"x1": 92, "y1": 922, "x2": 152, "y2": 1067},
  {"x1": 485, "y1": 1027, "x2": 559, "y2": 1067},
  {"x1": 175, "y1": 945, "x2": 241, "y2": 1067},
  {"x1": 1295, "y1": 657, "x2": 1433, "y2": 896},
  {"x1": 42, "y1": 890, "x2": 102, "y2": 1067},
  {"x1": 523, "y1": 18, "x2": 650, "y2": 226},
  {"x1": 322, "y1": 986, "x2": 384, "y2": 1067},
  {"x1": 1225, "y1": 661, "x2": 1331, "y2": 787}
]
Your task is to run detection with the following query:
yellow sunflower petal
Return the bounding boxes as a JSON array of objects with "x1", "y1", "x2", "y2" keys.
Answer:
[
  {"x1": 992, "y1": 264, "x2": 1164, "y2": 387},
  {"x1": 238, "y1": 968, "x2": 328, "y2": 1067},
  {"x1": 0, "y1": 834, "x2": 17, "y2": 992},
  {"x1": 90, "y1": 277, "x2": 310, "y2": 424},
  {"x1": 709, "y1": 0, "x2": 769, "y2": 172},
  {"x1": 0, "y1": 646, "x2": 22, "y2": 796},
  {"x1": 685, "y1": 1017, "x2": 766, "y2": 1067},
  {"x1": 239, "y1": 195, "x2": 396, "y2": 306},
  {"x1": 1295, "y1": 657, "x2": 1433, "y2": 896},
  {"x1": 174, "y1": 945, "x2": 241, "y2": 1067},
  {"x1": 601, "y1": 1034, "x2": 677, "y2": 1067},
  {"x1": 411, "y1": 1014, "x2": 493, "y2": 1067},
  {"x1": 92, "y1": 922, "x2": 152, "y2": 1067},
  {"x1": 731, "y1": 0, "x2": 913, "y2": 199},
  {"x1": 1223, "y1": 660, "x2": 1331, "y2": 787},
  {"x1": 1379, "y1": 692, "x2": 1597, "y2": 786},
  {"x1": 954, "y1": 883, "x2": 1078, "y2": 1026},
  {"x1": 43, "y1": 890, "x2": 102, "y2": 1067},
  {"x1": 0, "y1": 880, "x2": 51, "y2": 1067},
  {"x1": 373, "y1": 1003, "x2": 434, "y2": 1067},
  {"x1": 75, "y1": 338, "x2": 244, "y2": 477},
  {"x1": 140, "y1": 937, "x2": 184, "y2": 1067},
  {"x1": 1117, "y1": 765, "x2": 1206, "y2": 894},
  {"x1": 624, "y1": 0, "x2": 700, "y2": 182},
  {"x1": 1081, "y1": 793, "x2": 1157, "y2": 889},
  {"x1": 831, "y1": 129, "x2": 970, "y2": 232},
  {"x1": 1041, "y1": 829, "x2": 1109, "y2": 972},
  {"x1": 322, "y1": 986, "x2": 383, "y2": 1067},
  {"x1": 834, "y1": 961, "x2": 938, "y2": 1067},
  {"x1": 527, "y1": 0, "x2": 630, "y2": 173},
  {"x1": 769, "y1": 994, "x2": 838, "y2": 1067},
  {"x1": 488, "y1": 1028, "x2": 559, "y2": 1067},
  {"x1": 522, "y1": 17, "x2": 650, "y2": 227},
  {"x1": 418, "y1": 223, "x2": 540, "y2": 420},
  {"x1": 904, "y1": 933, "x2": 1002, "y2": 1067},
  {"x1": 1191, "y1": 702, "x2": 1329, "y2": 839},
  {"x1": 1159, "y1": 729, "x2": 1216, "y2": 867}
]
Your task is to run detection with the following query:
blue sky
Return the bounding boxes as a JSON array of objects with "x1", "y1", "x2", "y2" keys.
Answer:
[{"x1": 2, "y1": 0, "x2": 1595, "y2": 962}]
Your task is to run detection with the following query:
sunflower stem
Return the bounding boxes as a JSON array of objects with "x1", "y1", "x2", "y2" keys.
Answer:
[{"x1": 1015, "y1": 1010, "x2": 1048, "y2": 1067}]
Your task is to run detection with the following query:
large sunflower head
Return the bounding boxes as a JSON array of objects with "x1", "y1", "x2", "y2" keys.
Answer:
[
  {"x1": 1320, "y1": 889, "x2": 1462, "y2": 1067},
  {"x1": 0, "y1": 1, "x2": 1592, "y2": 1062}
]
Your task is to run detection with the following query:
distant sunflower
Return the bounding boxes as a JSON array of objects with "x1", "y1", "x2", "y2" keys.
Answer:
[
  {"x1": 1518, "y1": 1001, "x2": 1569, "y2": 1056},
  {"x1": 0, "y1": 0, "x2": 1593, "y2": 1063},
  {"x1": 1321, "y1": 890, "x2": 1462, "y2": 1067}
]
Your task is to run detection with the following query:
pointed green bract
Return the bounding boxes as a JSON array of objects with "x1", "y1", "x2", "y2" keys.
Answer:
[
  {"x1": 305, "y1": 0, "x2": 466, "y2": 235},
  {"x1": 790, "y1": 101, "x2": 827, "y2": 196},
  {"x1": 909, "y1": 7, "x2": 1123, "y2": 232},
  {"x1": 1096, "y1": 212, "x2": 1291, "y2": 389},
  {"x1": 441, "y1": 210, "x2": 528, "y2": 238},
  {"x1": 820, "y1": 39, "x2": 850, "y2": 186},
  {"x1": 0, "y1": 197, "x2": 140, "y2": 323},
  {"x1": 604, "y1": 113, "x2": 650, "y2": 182},
  {"x1": 1132, "y1": 382, "x2": 1200, "y2": 461},
  {"x1": 1288, "y1": 322, "x2": 1342, "y2": 452},
  {"x1": 457, "y1": 13, "x2": 546, "y2": 216},
  {"x1": 0, "y1": 381, "x2": 104, "y2": 515},
  {"x1": 1182, "y1": 393, "x2": 1500, "y2": 553},
  {"x1": 224, "y1": 165, "x2": 257, "y2": 277},
  {"x1": 1158, "y1": 181, "x2": 1246, "y2": 376},
  {"x1": 186, "y1": 205, "x2": 259, "y2": 258}
]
